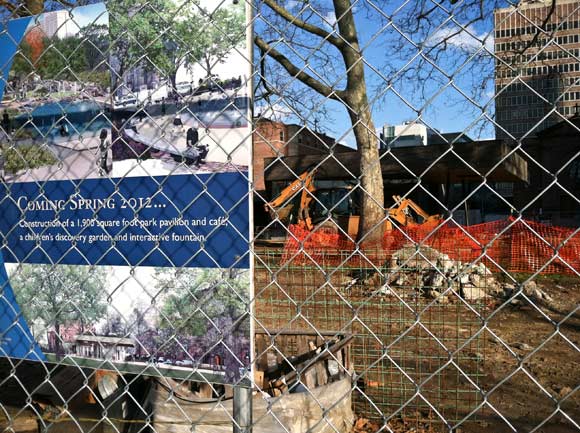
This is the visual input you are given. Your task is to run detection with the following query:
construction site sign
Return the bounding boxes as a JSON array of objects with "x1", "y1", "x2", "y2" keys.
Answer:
[{"x1": 0, "y1": 1, "x2": 251, "y2": 383}]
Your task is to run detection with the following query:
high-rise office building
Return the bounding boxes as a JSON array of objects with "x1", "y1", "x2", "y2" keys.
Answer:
[
  {"x1": 41, "y1": 9, "x2": 76, "y2": 40},
  {"x1": 494, "y1": 0, "x2": 580, "y2": 139}
]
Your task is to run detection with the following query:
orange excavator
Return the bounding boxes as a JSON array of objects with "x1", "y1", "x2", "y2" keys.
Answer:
[{"x1": 265, "y1": 168, "x2": 442, "y2": 238}]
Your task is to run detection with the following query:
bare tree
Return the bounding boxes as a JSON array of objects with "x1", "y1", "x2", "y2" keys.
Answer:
[
  {"x1": 256, "y1": 0, "x2": 563, "y2": 243},
  {"x1": 256, "y1": 0, "x2": 385, "y2": 244}
]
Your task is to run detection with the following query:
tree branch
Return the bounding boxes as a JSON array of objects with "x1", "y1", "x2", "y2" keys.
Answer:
[
  {"x1": 262, "y1": 0, "x2": 345, "y2": 48},
  {"x1": 0, "y1": 0, "x2": 17, "y2": 13},
  {"x1": 57, "y1": 0, "x2": 76, "y2": 7},
  {"x1": 514, "y1": 0, "x2": 557, "y2": 56},
  {"x1": 256, "y1": 42, "x2": 277, "y2": 101},
  {"x1": 255, "y1": 35, "x2": 344, "y2": 100}
]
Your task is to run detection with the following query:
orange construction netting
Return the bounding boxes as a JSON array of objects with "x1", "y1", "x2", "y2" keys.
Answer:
[{"x1": 282, "y1": 218, "x2": 580, "y2": 275}]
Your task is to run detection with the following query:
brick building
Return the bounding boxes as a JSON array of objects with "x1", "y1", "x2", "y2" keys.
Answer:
[
  {"x1": 252, "y1": 118, "x2": 353, "y2": 228},
  {"x1": 253, "y1": 118, "x2": 352, "y2": 193},
  {"x1": 513, "y1": 114, "x2": 580, "y2": 226},
  {"x1": 494, "y1": 0, "x2": 580, "y2": 139}
]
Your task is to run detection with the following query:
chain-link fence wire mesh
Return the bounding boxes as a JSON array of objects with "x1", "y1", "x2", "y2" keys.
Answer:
[
  {"x1": 0, "y1": 0, "x2": 579, "y2": 433},
  {"x1": 253, "y1": 0, "x2": 580, "y2": 432},
  {"x1": 0, "y1": 0, "x2": 256, "y2": 431}
]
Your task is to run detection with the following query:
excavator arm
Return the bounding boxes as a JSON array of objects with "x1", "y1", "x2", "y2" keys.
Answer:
[
  {"x1": 265, "y1": 169, "x2": 317, "y2": 228},
  {"x1": 388, "y1": 195, "x2": 442, "y2": 228},
  {"x1": 266, "y1": 173, "x2": 441, "y2": 237}
]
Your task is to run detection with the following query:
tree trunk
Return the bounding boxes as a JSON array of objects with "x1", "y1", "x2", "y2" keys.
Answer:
[
  {"x1": 347, "y1": 95, "x2": 384, "y2": 246},
  {"x1": 170, "y1": 71, "x2": 177, "y2": 96},
  {"x1": 205, "y1": 54, "x2": 213, "y2": 78},
  {"x1": 334, "y1": 0, "x2": 385, "y2": 246},
  {"x1": 54, "y1": 321, "x2": 62, "y2": 356}
]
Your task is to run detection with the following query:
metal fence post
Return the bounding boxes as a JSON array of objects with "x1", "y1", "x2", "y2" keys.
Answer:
[{"x1": 233, "y1": 385, "x2": 252, "y2": 433}]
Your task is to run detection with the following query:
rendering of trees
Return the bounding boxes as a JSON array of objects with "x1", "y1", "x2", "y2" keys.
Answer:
[
  {"x1": 10, "y1": 23, "x2": 109, "y2": 89},
  {"x1": 10, "y1": 264, "x2": 108, "y2": 354},
  {"x1": 108, "y1": 0, "x2": 175, "y2": 89},
  {"x1": 99, "y1": 311, "x2": 129, "y2": 336},
  {"x1": 155, "y1": 268, "x2": 248, "y2": 338},
  {"x1": 109, "y1": 0, "x2": 245, "y2": 92},
  {"x1": 196, "y1": 6, "x2": 245, "y2": 78}
]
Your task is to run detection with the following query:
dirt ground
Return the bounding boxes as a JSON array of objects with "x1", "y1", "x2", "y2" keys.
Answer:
[
  {"x1": 462, "y1": 276, "x2": 580, "y2": 433},
  {"x1": 255, "y1": 251, "x2": 580, "y2": 433}
]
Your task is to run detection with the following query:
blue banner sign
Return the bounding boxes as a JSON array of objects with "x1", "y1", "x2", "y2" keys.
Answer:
[{"x1": 0, "y1": 172, "x2": 249, "y2": 268}]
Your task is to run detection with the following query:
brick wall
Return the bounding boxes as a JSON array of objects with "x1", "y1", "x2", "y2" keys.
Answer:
[{"x1": 253, "y1": 118, "x2": 352, "y2": 192}]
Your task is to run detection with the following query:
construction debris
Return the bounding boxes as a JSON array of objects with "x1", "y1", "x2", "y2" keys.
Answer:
[
  {"x1": 149, "y1": 334, "x2": 354, "y2": 433},
  {"x1": 0, "y1": 332, "x2": 354, "y2": 433},
  {"x1": 151, "y1": 377, "x2": 354, "y2": 433},
  {"x1": 349, "y1": 245, "x2": 555, "y2": 306},
  {"x1": 352, "y1": 416, "x2": 438, "y2": 433},
  {"x1": 385, "y1": 246, "x2": 501, "y2": 301}
]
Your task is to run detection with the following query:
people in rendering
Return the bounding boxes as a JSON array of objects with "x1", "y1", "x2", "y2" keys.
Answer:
[
  {"x1": 2, "y1": 110, "x2": 11, "y2": 135},
  {"x1": 186, "y1": 126, "x2": 198, "y2": 149},
  {"x1": 196, "y1": 140, "x2": 208, "y2": 167},
  {"x1": 161, "y1": 98, "x2": 166, "y2": 116},
  {"x1": 58, "y1": 118, "x2": 69, "y2": 137},
  {"x1": 99, "y1": 128, "x2": 110, "y2": 175},
  {"x1": 185, "y1": 125, "x2": 208, "y2": 167}
]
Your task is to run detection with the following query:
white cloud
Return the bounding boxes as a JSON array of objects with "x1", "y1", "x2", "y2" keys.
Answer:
[
  {"x1": 323, "y1": 11, "x2": 337, "y2": 27},
  {"x1": 286, "y1": 0, "x2": 300, "y2": 10},
  {"x1": 428, "y1": 25, "x2": 493, "y2": 54},
  {"x1": 255, "y1": 100, "x2": 295, "y2": 121}
]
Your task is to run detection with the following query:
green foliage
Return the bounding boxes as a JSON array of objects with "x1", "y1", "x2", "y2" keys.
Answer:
[
  {"x1": 1, "y1": 144, "x2": 57, "y2": 173},
  {"x1": 9, "y1": 43, "x2": 34, "y2": 78},
  {"x1": 197, "y1": 5, "x2": 245, "y2": 77},
  {"x1": 109, "y1": 0, "x2": 177, "y2": 83},
  {"x1": 78, "y1": 70, "x2": 110, "y2": 89},
  {"x1": 79, "y1": 23, "x2": 110, "y2": 72},
  {"x1": 11, "y1": 24, "x2": 110, "y2": 83},
  {"x1": 155, "y1": 268, "x2": 248, "y2": 336},
  {"x1": 37, "y1": 35, "x2": 91, "y2": 79},
  {"x1": 9, "y1": 264, "x2": 108, "y2": 333},
  {"x1": 110, "y1": 1, "x2": 245, "y2": 88}
]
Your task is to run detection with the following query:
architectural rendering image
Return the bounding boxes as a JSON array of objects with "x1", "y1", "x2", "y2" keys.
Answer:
[{"x1": 1, "y1": 3, "x2": 111, "y2": 182}]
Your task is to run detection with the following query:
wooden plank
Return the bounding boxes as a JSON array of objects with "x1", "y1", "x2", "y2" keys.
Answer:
[
  {"x1": 0, "y1": 407, "x2": 38, "y2": 433},
  {"x1": 196, "y1": 383, "x2": 213, "y2": 399},
  {"x1": 253, "y1": 371, "x2": 265, "y2": 390},
  {"x1": 315, "y1": 362, "x2": 328, "y2": 387},
  {"x1": 303, "y1": 368, "x2": 317, "y2": 390},
  {"x1": 224, "y1": 385, "x2": 234, "y2": 399}
]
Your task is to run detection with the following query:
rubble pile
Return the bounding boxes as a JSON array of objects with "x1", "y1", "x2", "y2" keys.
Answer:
[
  {"x1": 347, "y1": 245, "x2": 556, "y2": 306},
  {"x1": 386, "y1": 246, "x2": 502, "y2": 302},
  {"x1": 376, "y1": 246, "x2": 556, "y2": 306}
]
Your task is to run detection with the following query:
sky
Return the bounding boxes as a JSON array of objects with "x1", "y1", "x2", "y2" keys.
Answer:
[
  {"x1": 67, "y1": 2, "x2": 107, "y2": 28},
  {"x1": 258, "y1": 0, "x2": 503, "y2": 144},
  {"x1": 34, "y1": 2, "x2": 108, "y2": 34}
]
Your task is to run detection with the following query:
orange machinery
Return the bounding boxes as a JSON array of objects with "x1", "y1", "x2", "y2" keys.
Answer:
[{"x1": 265, "y1": 168, "x2": 442, "y2": 238}]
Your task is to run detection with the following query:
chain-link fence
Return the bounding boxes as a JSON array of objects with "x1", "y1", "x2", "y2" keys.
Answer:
[{"x1": 1, "y1": 0, "x2": 580, "y2": 433}]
